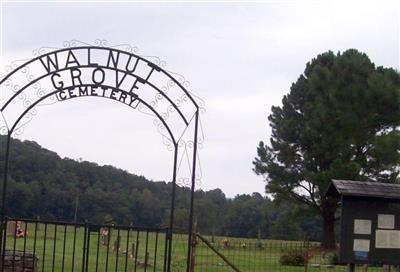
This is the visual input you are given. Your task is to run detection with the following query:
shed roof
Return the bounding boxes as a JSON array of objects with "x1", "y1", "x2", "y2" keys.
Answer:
[{"x1": 327, "y1": 179, "x2": 400, "y2": 200}]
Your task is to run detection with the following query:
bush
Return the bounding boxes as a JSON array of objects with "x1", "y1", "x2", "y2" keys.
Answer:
[{"x1": 279, "y1": 250, "x2": 307, "y2": 266}]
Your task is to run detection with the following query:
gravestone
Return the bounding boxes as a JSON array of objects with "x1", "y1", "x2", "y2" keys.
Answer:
[
  {"x1": 100, "y1": 228, "x2": 109, "y2": 246},
  {"x1": 131, "y1": 243, "x2": 136, "y2": 259},
  {"x1": 0, "y1": 250, "x2": 38, "y2": 272},
  {"x1": 6, "y1": 221, "x2": 16, "y2": 236},
  {"x1": 113, "y1": 236, "x2": 121, "y2": 252}
]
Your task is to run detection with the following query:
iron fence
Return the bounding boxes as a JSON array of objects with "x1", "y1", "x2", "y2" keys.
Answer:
[
  {"x1": 0, "y1": 217, "x2": 169, "y2": 272},
  {"x1": 192, "y1": 235, "x2": 392, "y2": 272},
  {"x1": 1, "y1": 218, "x2": 398, "y2": 272}
]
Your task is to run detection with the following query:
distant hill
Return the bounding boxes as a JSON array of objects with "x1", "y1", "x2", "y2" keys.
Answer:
[
  {"x1": 0, "y1": 135, "x2": 323, "y2": 240},
  {"x1": 0, "y1": 135, "x2": 187, "y2": 227}
]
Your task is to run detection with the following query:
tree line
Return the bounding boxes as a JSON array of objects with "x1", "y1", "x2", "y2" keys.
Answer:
[{"x1": 0, "y1": 135, "x2": 323, "y2": 241}]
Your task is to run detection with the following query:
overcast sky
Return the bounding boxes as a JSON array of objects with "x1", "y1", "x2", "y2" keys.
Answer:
[{"x1": 0, "y1": 0, "x2": 399, "y2": 197}]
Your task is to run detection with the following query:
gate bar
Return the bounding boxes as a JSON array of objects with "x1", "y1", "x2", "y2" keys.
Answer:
[
  {"x1": 0, "y1": 133, "x2": 11, "y2": 263},
  {"x1": 197, "y1": 234, "x2": 241, "y2": 272},
  {"x1": 186, "y1": 111, "x2": 199, "y2": 272},
  {"x1": 167, "y1": 145, "x2": 179, "y2": 272}
]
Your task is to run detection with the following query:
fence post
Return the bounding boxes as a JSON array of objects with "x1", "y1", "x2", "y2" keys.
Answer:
[
  {"x1": 348, "y1": 263, "x2": 355, "y2": 272},
  {"x1": 304, "y1": 237, "x2": 309, "y2": 272},
  {"x1": 36, "y1": 216, "x2": 40, "y2": 230},
  {"x1": 383, "y1": 265, "x2": 391, "y2": 272},
  {"x1": 144, "y1": 252, "x2": 149, "y2": 267},
  {"x1": 189, "y1": 222, "x2": 197, "y2": 272}
]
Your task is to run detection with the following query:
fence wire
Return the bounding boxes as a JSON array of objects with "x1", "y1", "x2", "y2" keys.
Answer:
[{"x1": 193, "y1": 235, "x2": 393, "y2": 272}]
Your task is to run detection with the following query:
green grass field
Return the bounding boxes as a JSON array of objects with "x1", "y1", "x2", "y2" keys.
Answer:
[{"x1": 2, "y1": 221, "x2": 385, "y2": 272}]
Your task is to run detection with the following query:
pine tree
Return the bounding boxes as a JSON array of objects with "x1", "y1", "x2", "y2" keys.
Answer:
[{"x1": 253, "y1": 49, "x2": 400, "y2": 249}]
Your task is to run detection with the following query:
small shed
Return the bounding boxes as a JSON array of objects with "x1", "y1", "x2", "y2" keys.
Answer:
[{"x1": 326, "y1": 179, "x2": 400, "y2": 265}]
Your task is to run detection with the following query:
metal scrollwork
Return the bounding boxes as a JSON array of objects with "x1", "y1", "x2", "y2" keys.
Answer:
[
  {"x1": 190, "y1": 91, "x2": 206, "y2": 114},
  {"x1": 0, "y1": 126, "x2": 8, "y2": 135},
  {"x1": 110, "y1": 44, "x2": 139, "y2": 54},
  {"x1": 177, "y1": 177, "x2": 191, "y2": 187},
  {"x1": 32, "y1": 46, "x2": 60, "y2": 57},
  {"x1": 140, "y1": 55, "x2": 166, "y2": 68},
  {"x1": 149, "y1": 93, "x2": 163, "y2": 109},
  {"x1": 168, "y1": 71, "x2": 189, "y2": 86},
  {"x1": 197, "y1": 117, "x2": 205, "y2": 149},
  {"x1": 4, "y1": 58, "x2": 30, "y2": 74},
  {"x1": 153, "y1": 119, "x2": 174, "y2": 151},
  {"x1": 1, "y1": 39, "x2": 205, "y2": 157},
  {"x1": 36, "y1": 95, "x2": 57, "y2": 107},
  {"x1": 94, "y1": 39, "x2": 108, "y2": 47},
  {"x1": 1, "y1": 40, "x2": 205, "y2": 272},
  {"x1": 13, "y1": 108, "x2": 37, "y2": 137},
  {"x1": 136, "y1": 103, "x2": 155, "y2": 118}
]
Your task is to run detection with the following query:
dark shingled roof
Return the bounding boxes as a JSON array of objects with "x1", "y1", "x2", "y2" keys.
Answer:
[{"x1": 327, "y1": 179, "x2": 400, "y2": 200}]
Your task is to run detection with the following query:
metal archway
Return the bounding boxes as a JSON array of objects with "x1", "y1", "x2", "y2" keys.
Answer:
[{"x1": 0, "y1": 44, "x2": 202, "y2": 272}]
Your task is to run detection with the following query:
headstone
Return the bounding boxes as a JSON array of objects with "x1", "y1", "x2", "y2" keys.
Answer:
[
  {"x1": 6, "y1": 221, "x2": 16, "y2": 236},
  {"x1": 100, "y1": 228, "x2": 109, "y2": 246},
  {"x1": 114, "y1": 236, "x2": 120, "y2": 252},
  {"x1": 131, "y1": 243, "x2": 135, "y2": 259},
  {"x1": 0, "y1": 250, "x2": 38, "y2": 272}
]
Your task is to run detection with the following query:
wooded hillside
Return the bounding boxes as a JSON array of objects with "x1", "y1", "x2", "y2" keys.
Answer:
[{"x1": 0, "y1": 136, "x2": 323, "y2": 241}]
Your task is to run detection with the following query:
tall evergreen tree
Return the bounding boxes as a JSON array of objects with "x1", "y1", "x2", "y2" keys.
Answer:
[{"x1": 253, "y1": 49, "x2": 400, "y2": 249}]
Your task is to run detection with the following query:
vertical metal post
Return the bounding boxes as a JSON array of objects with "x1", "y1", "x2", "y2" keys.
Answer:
[
  {"x1": 163, "y1": 229, "x2": 168, "y2": 272},
  {"x1": 167, "y1": 145, "x2": 178, "y2": 272},
  {"x1": 82, "y1": 222, "x2": 88, "y2": 272},
  {"x1": 189, "y1": 222, "x2": 197, "y2": 272},
  {"x1": 186, "y1": 111, "x2": 199, "y2": 272},
  {"x1": 384, "y1": 265, "x2": 391, "y2": 272},
  {"x1": 347, "y1": 264, "x2": 355, "y2": 272},
  {"x1": 0, "y1": 132, "x2": 11, "y2": 261},
  {"x1": 1, "y1": 218, "x2": 7, "y2": 272},
  {"x1": 0, "y1": 132, "x2": 11, "y2": 219},
  {"x1": 85, "y1": 227, "x2": 91, "y2": 272}
]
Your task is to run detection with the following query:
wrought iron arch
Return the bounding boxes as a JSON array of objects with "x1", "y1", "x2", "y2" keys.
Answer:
[{"x1": 0, "y1": 44, "x2": 202, "y2": 272}]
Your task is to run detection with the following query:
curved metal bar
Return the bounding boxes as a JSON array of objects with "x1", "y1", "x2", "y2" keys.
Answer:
[
  {"x1": 145, "y1": 81, "x2": 189, "y2": 125},
  {"x1": 164, "y1": 74, "x2": 198, "y2": 110},
  {"x1": 0, "y1": 46, "x2": 201, "y2": 272},
  {"x1": 1, "y1": 65, "x2": 189, "y2": 126},
  {"x1": 0, "y1": 46, "x2": 198, "y2": 110},
  {"x1": 9, "y1": 85, "x2": 177, "y2": 146}
]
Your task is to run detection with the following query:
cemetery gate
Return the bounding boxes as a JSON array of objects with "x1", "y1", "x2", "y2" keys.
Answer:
[
  {"x1": 0, "y1": 42, "x2": 203, "y2": 271},
  {"x1": 1, "y1": 217, "x2": 169, "y2": 272}
]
